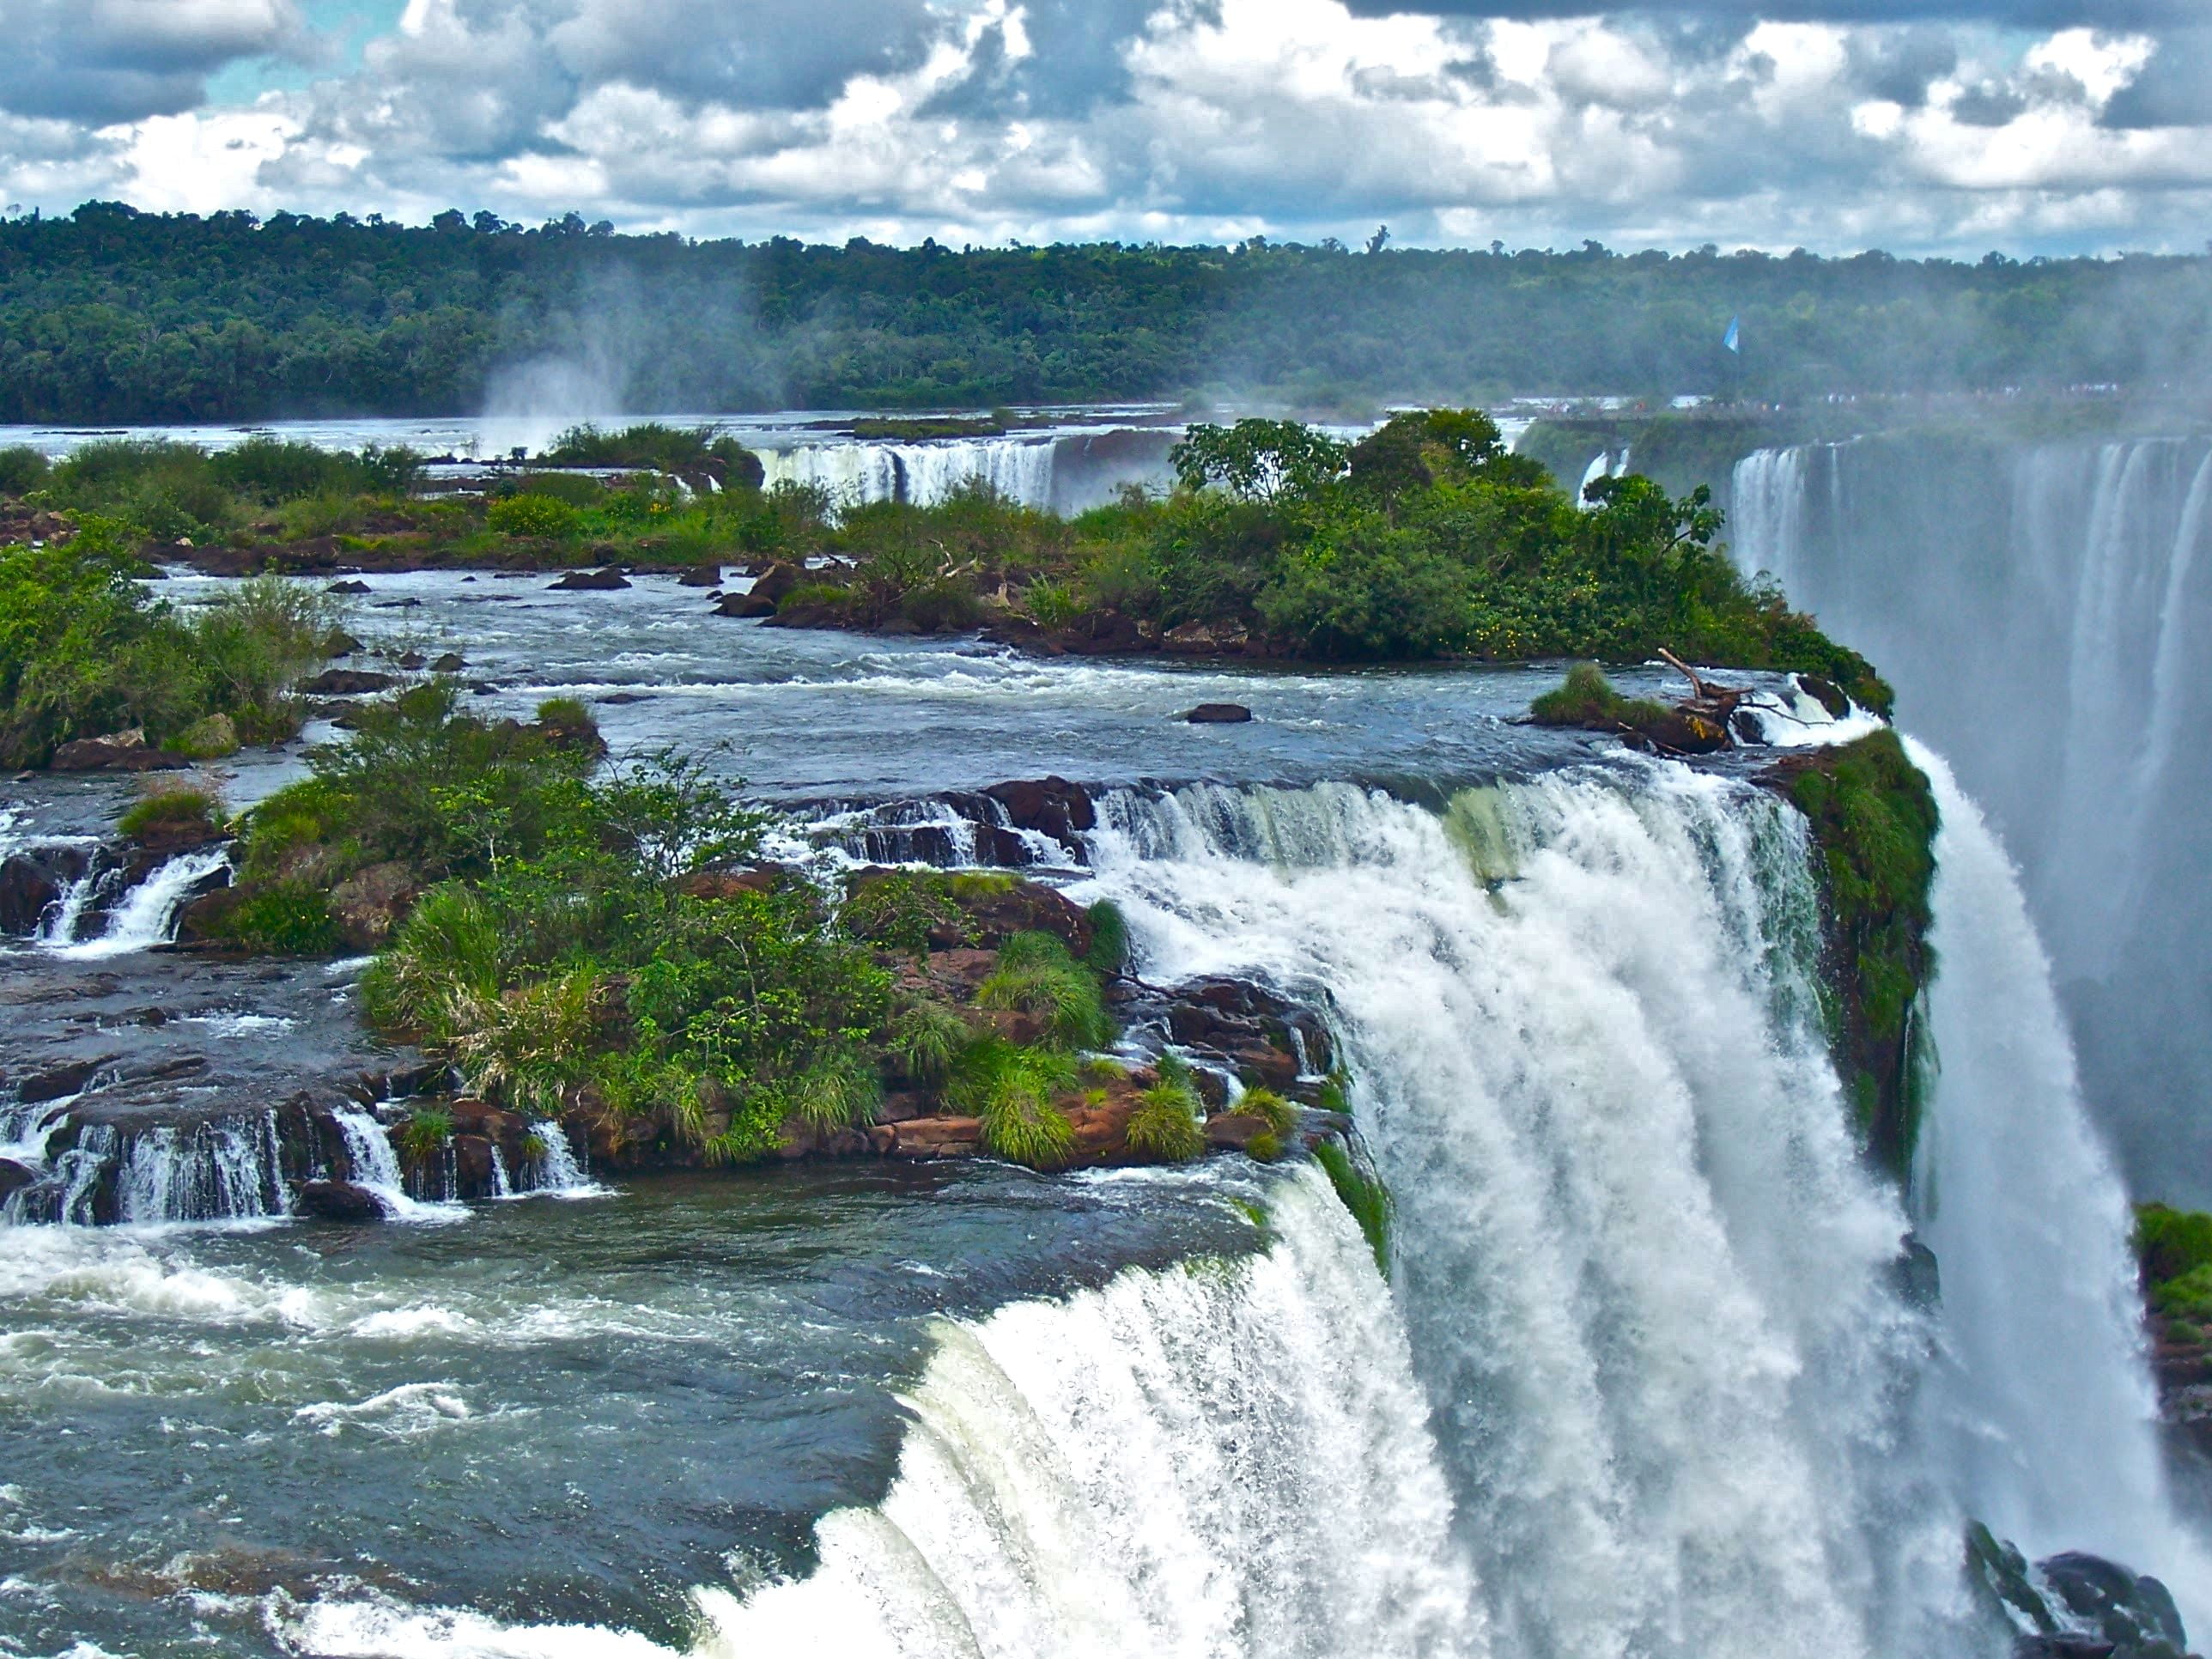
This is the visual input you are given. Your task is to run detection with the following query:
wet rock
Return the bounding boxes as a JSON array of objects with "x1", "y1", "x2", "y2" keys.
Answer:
[
  {"x1": 395, "y1": 651, "x2": 427, "y2": 671},
  {"x1": 327, "y1": 861, "x2": 422, "y2": 951},
  {"x1": 672, "y1": 867, "x2": 779, "y2": 902},
  {"x1": 173, "y1": 885, "x2": 248, "y2": 945},
  {"x1": 429, "y1": 652, "x2": 465, "y2": 673},
  {"x1": 983, "y1": 777, "x2": 1095, "y2": 846},
  {"x1": 0, "y1": 1157, "x2": 38, "y2": 1205},
  {"x1": 677, "y1": 565, "x2": 725, "y2": 587},
  {"x1": 50, "y1": 730, "x2": 189, "y2": 773},
  {"x1": 0, "y1": 846, "x2": 89, "y2": 935},
  {"x1": 750, "y1": 562, "x2": 803, "y2": 605},
  {"x1": 549, "y1": 568, "x2": 631, "y2": 591},
  {"x1": 325, "y1": 629, "x2": 364, "y2": 656},
  {"x1": 1796, "y1": 672, "x2": 1851, "y2": 719},
  {"x1": 954, "y1": 879, "x2": 1096, "y2": 956},
  {"x1": 298, "y1": 668, "x2": 397, "y2": 696},
  {"x1": 599, "y1": 691, "x2": 652, "y2": 705},
  {"x1": 2039, "y1": 1553, "x2": 2189, "y2": 1656},
  {"x1": 886, "y1": 1116, "x2": 984, "y2": 1158},
  {"x1": 1204, "y1": 1111, "x2": 1273, "y2": 1152},
  {"x1": 451, "y1": 1133, "x2": 499, "y2": 1197},
  {"x1": 325, "y1": 579, "x2": 372, "y2": 595},
  {"x1": 295, "y1": 1180, "x2": 386, "y2": 1223},
  {"x1": 373, "y1": 597, "x2": 422, "y2": 610},
  {"x1": 1053, "y1": 612, "x2": 1146, "y2": 655},
  {"x1": 714, "y1": 591, "x2": 777, "y2": 618},
  {"x1": 1186, "y1": 702, "x2": 1253, "y2": 724}
]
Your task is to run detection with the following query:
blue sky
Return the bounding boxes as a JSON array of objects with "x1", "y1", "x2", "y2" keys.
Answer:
[{"x1": 1, "y1": 0, "x2": 2205, "y2": 255}]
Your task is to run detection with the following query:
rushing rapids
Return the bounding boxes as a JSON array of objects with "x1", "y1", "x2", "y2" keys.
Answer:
[{"x1": 1730, "y1": 433, "x2": 2212, "y2": 1204}]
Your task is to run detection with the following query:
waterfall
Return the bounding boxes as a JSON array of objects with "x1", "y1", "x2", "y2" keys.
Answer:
[
  {"x1": 1076, "y1": 769, "x2": 1961, "y2": 1659},
  {"x1": 45, "y1": 847, "x2": 230, "y2": 959},
  {"x1": 1727, "y1": 433, "x2": 2212, "y2": 1201},
  {"x1": 672, "y1": 1164, "x2": 1483, "y2": 1657},
  {"x1": 332, "y1": 1107, "x2": 456, "y2": 1221},
  {"x1": 1906, "y1": 741, "x2": 2212, "y2": 1628},
  {"x1": 522, "y1": 1119, "x2": 599, "y2": 1195},
  {"x1": 112, "y1": 1114, "x2": 286, "y2": 1223},
  {"x1": 760, "y1": 437, "x2": 1057, "y2": 511}
]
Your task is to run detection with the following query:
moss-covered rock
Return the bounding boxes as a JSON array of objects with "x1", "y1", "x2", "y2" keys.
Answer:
[{"x1": 1767, "y1": 729, "x2": 1939, "y2": 1177}]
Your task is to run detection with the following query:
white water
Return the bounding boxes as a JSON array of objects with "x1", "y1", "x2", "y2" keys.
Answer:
[
  {"x1": 1907, "y1": 741, "x2": 2212, "y2": 1625},
  {"x1": 333, "y1": 1107, "x2": 462, "y2": 1223},
  {"x1": 111, "y1": 1113, "x2": 286, "y2": 1223},
  {"x1": 42, "y1": 848, "x2": 229, "y2": 959},
  {"x1": 525, "y1": 1120, "x2": 602, "y2": 1198},
  {"x1": 1074, "y1": 768, "x2": 1959, "y2": 1659},
  {"x1": 1729, "y1": 434, "x2": 2212, "y2": 1197},
  {"x1": 281, "y1": 1164, "x2": 1483, "y2": 1659},
  {"x1": 761, "y1": 437, "x2": 1057, "y2": 511}
]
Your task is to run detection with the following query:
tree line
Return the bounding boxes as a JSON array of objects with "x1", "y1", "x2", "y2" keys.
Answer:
[{"x1": 0, "y1": 201, "x2": 2205, "y2": 422}]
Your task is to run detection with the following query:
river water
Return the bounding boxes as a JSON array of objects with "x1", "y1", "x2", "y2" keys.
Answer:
[{"x1": 3, "y1": 573, "x2": 2204, "y2": 1656}]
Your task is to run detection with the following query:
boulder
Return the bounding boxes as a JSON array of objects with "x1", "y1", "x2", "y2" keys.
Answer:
[
  {"x1": 451, "y1": 1134, "x2": 498, "y2": 1197},
  {"x1": 129, "y1": 809, "x2": 226, "y2": 856},
  {"x1": 750, "y1": 562, "x2": 803, "y2": 605},
  {"x1": 429, "y1": 652, "x2": 465, "y2": 673},
  {"x1": 327, "y1": 860, "x2": 422, "y2": 951},
  {"x1": 1054, "y1": 612, "x2": 1146, "y2": 655},
  {"x1": 395, "y1": 652, "x2": 427, "y2": 671},
  {"x1": 714, "y1": 592, "x2": 778, "y2": 618},
  {"x1": 0, "y1": 1157, "x2": 38, "y2": 1206},
  {"x1": 983, "y1": 776, "x2": 1096, "y2": 845},
  {"x1": 1186, "y1": 703, "x2": 1253, "y2": 724},
  {"x1": 887, "y1": 1116, "x2": 984, "y2": 1159},
  {"x1": 50, "y1": 730, "x2": 188, "y2": 773},
  {"x1": 167, "y1": 712, "x2": 240, "y2": 760},
  {"x1": 0, "y1": 847, "x2": 87, "y2": 935},
  {"x1": 549, "y1": 568, "x2": 631, "y2": 591},
  {"x1": 297, "y1": 668, "x2": 397, "y2": 696},
  {"x1": 955, "y1": 879, "x2": 1096, "y2": 957},
  {"x1": 326, "y1": 579, "x2": 373, "y2": 595},
  {"x1": 677, "y1": 565, "x2": 725, "y2": 587},
  {"x1": 294, "y1": 1181, "x2": 387, "y2": 1223}
]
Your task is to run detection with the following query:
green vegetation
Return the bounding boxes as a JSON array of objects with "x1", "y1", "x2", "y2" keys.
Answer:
[
  {"x1": 2136, "y1": 1204, "x2": 2212, "y2": 1334},
  {"x1": 1783, "y1": 730, "x2": 1941, "y2": 1175},
  {"x1": 1529, "y1": 663, "x2": 1673, "y2": 731},
  {"x1": 977, "y1": 931, "x2": 1114, "y2": 1049},
  {"x1": 117, "y1": 785, "x2": 222, "y2": 842},
  {"x1": 1314, "y1": 1137, "x2": 1394, "y2": 1273},
  {"x1": 1126, "y1": 1061, "x2": 1205, "y2": 1163},
  {"x1": 950, "y1": 1037, "x2": 1080, "y2": 1169},
  {"x1": 1, "y1": 205, "x2": 2207, "y2": 418},
  {"x1": 0, "y1": 526, "x2": 340, "y2": 766},
  {"x1": 396, "y1": 1106, "x2": 453, "y2": 1171}
]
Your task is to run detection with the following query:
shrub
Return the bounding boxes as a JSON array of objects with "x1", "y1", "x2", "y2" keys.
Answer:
[
  {"x1": 189, "y1": 573, "x2": 342, "y2": 725},
  {"x1": 1126, "y1": 1072, "x2": 1205, "y2": 1162},
  {"x1": 977, "y1": 931, "x2": 1112, "y2": 1049},
  {"x1": 891, "y1": 1000, "x2": 970, "y2": 1083},
  {"x1": 396, "y1": 1107, "x2": 453, "y2": 1168},
  {"x1": 513, "y1": 471, "x2": 605, "y2": 507},
  {"x1": 948, "y1": 1036, "x2": 1079, "y2": 1169},
  {"x1": 0, "y1": 446, "x2": 50, "y2": 495},
  {"x1": 1021, "y1": 580, "x2": 1083, "y2": 629},
  {"x1": 1244, "y1": 1131, "x2": 1284, "y2": 1162},
  {"x1": 2138, "y1": 1204, "x2": 2212, "y2": 1288},
  {"x1": 360, "y1": 884, "x2": 502, "y2": 1036},
  {"x1": 166, "y1": 712, "x2": 240, "y2": 759},
  {"x1": 118, "y1": 786, "x2": 222, "y2": 841},
  {"x1": 1084, "y1": 900, "x2": 1130, "y2": 975},
  {"x1": 1237, "y1": 1086, "x2": 1298, "y2": 1137},
  {"x1": 1528, "y1": 662, "x2": 1671, "y2": 729},
  {"x1": 213, "y1": 879, "x2": 340, "y2": 955},
  {"x1": 487, "y1": 494, "x2": 580, "y2": 538},
  {"x1": 787, "y1": 1054, "x2": 881, "y2": 1134},
  {"x1": 446, "y1": 969, "x2": 599, "y2": 1115}
]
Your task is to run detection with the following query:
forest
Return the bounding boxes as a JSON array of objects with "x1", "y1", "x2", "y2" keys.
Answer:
[{"x1": 0, "y1": 202, "x2": 2206, "y2": 422}]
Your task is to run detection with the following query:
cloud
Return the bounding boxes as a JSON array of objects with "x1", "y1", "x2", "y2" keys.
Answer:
[
  {"x1": 0, "y1": 0, "x2": 305, "y2": 125},
  {"x1": 0, "y1": 0, "x2": 2205, "y2": 257}
]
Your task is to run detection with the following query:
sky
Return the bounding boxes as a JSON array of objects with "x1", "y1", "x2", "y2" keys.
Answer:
[{"x1": 0, "y1": 0, "x2": 2206, "y2": 256}]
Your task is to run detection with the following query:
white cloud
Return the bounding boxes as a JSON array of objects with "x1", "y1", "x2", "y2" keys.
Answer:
[{"x1": 0, "y1": 0, "x2": 2203, "y2": 256}]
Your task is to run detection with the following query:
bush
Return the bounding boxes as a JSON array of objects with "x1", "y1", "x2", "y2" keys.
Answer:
[
  {"x1": 977, "y1": 931, "x2": 1113, "y2": 1049},
  {"x1": 1084, "y1": 899, "x2": 1130, "y2": 975},
  {"x1": 513, "y1": 471, "x2": 605, "y2": 507},
  {"x1": 1528, "y1": 662, "x2": 1670, "y2": 729},
  {"x1": 212, "y1": 879, "x2": 340, "y2": 955},
  {"x1": 446, "y1": 969, "x2": 599, "y2": 1115},
  {"x1": 118, "y1": 785, "x2": 222, "y2": 841},
  {"x1": 949, "y1": 1036, "x2": 1079, "y2": 1169},
  {"x1": 1126, "y1": 1072, "x2": 1204, "y2": 1162},
  {"x1": 396, "y1": 1107, "x2": 453, "y2": 1169},
  {"x1": 1020, "y1": 580, "x2": 1083, "y2": 629},
  {"x1": 1237, "y1": 1086, "x2": 1298, "y2": 1137},
  {"x1": 2138, "y1": 1204, "x2": 2212, "y2": 1288},
  {"x1": 361, "y1": 884, "x2": 503, "y2": 1036},
  {"x1": 0, "y1": 446, "x2": 49, "y2": 495},
  {"x1": 487, "y1": 494, "x2": 580, "y2": 538}
]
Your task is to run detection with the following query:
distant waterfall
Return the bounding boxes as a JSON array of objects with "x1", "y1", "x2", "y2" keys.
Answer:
[
  {"x1": 760, "y1": 437, "x2": 1058, "y2": 511},
  {"x1": 1729, "y1": 434, "x2": 2212, "y2": 1200},
  {"x1": 1068, "y1": 770, "x2": 1965, "y2": 1659},
  {"x1": 1907, "y1": 742, "x2": 2211, "y2": 1628}
]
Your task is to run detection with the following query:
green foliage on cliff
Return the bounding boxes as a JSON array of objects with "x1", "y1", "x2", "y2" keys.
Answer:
[
  {"x1": 1529, "y1": 663, "x2": 1673, "y2": 730},
  {"x1": 2136, "y1": 1205, "x2": 2212, "y2": 1334},
  {"x1": 1314, "y1": 1136, "x2": 1394, "y2": 1273},
  {"x1": 1, "y1": 204, "x2": 2207, "y2": 419},
  {"x1": 1782, "y1": 730, "x2": 1940, "y2": 1175}
]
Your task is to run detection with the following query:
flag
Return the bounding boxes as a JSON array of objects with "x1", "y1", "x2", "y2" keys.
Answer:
[{"x1": 1723, "y1": 315, "x2": 1741, "y2": 354}]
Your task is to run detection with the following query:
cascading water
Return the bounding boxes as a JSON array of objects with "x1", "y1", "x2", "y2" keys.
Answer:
[
  {"x1": 44, "y1": 847, "x2": 230, "y2": 959},
  {"x1": 111, "y1": 1113, "x2": 287, "y2": 1223},
  {"x1": 1728, "y1": 434, "x2": 2212, "y2": 1200},
  {"x1": 1074, "y1": 768, "x2": 1963, "y2": 1659},
  {"x1": 1907, "y1": 741, "x2": 2212, "y2": 1626},
  {"x1": 525, "y1": 1119, "x2": 599, "y2": 1195},
  {"x1": 332, "y1": 1106, "x2": 457, "y2": 1222},
  {"x1": 760, "y1": 437, "x2": 1057, "y2": 510}
]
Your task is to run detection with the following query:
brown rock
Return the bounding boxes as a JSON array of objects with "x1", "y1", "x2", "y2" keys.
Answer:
[
  {"x1": 430, "y1": 652, "x2": 466, "y2": 673},
  {"x1": 750, "y1": 562, "x2": 803, "y2": 605},
  {"x1": 672, "y1": 867, "x2": 778, "y2": 901},
  {"x1": 327, "y1": 860, "x2": 422, "y2": 951},
  {"x1": 50, "y1": 729, "x2": 189, "y2": 772},
  {"x1": 888, "y1": 1116, "x2": 985, "y2": 1158},
  {"x1": 295, "y1": 1180, "x2": 386, "y2": 1222},
  {"x1": 982, "y1": 776, "x2": 1095, "y2": 844},
  {"x1": 677, "y1": 565, "x2": 725, "y2": 587},
  {"x1": 714, "y1": 591, "x2": 777, "y2": 618},
  {"x1": 298, "y1": 669, "x2": 397, "y2": 696},
  {"x1": 549, "y1": 568, "x2": 631, "y2": 591}
]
